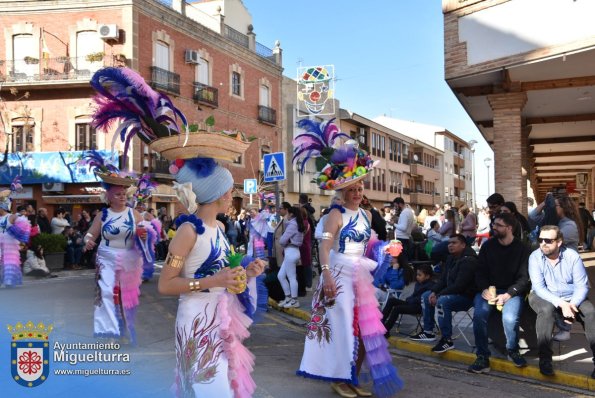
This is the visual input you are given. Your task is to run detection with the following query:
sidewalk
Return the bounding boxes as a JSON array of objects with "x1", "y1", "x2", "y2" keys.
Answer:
[{"x1": 271, "y1": 252, "x2": 595, "y2": 393}]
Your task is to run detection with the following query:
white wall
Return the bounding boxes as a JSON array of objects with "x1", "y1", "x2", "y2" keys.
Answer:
[{"x1": 459, "y1": 0, "x2": 595, "y2": 65}]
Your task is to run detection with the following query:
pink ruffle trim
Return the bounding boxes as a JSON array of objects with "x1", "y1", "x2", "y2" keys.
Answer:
[
  {"x1": 116, "y1": 251, "x2": 142, "y2": 309},
  {"x1": 218, "y1": 293, "x2": 256, "y2": 398}
]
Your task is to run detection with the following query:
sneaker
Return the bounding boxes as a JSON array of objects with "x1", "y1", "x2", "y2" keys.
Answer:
[
  {"x1": 553, "y1": 330, "x2": 571, "y2": 341},
  {"x1": 278, "y1": 297, "x2": 290, "y2": 307},
  {"x1": 468, "y1": 355, "x2": 490, "y2": 373},
  {"x1": 283, "y1": 299, "x2": 300, "y2": 308},
  {"x1": 507, "y1": 350, "x2": 527, "y2": 368},
  {"x1": 409, "y1": 332, "x2": 436, "y2": 342},
  {"x1": 431, "y1": 337, "x2": 454, "y2": 353},
  {"x1": 539, "y1": 359, "x2": 554, "y2": 376}
]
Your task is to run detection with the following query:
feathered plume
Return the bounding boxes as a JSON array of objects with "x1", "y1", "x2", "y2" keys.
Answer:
[
  {"x1": 134, "y1": 174, "x2": 158, "y2": 204},
  {"x1": 292, "y1": 118, "x2": 349, "y2": 173},
  {"x1": 10, "y1": 176, "x2": 22, "y2": 194},
  {"x1": 78, "y1": 150, "x2": 119, "y2": 175},
  {"x1": 90, "y1": 67, "x2": 188, "y2": 163}
]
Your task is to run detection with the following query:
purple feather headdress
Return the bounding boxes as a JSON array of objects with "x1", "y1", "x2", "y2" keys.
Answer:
[
  {"x1": 90, "y1": 67, "x2": 188, "y2": 164},
  {"x1": 134, "y1": 174, "x2": 158, "y2": 204},
  {"x1": 292, "y1": 118, "x2": 349, "y2": 174},
  {"x1": 77, "y1": 150, "x2": 119, "y2": 175},
  {"x1": 10, "y1": 176, "x2": 22, "y2": 194},
  {"x1": 292, "y1": 118, "x2": 377, "y2": 190}
]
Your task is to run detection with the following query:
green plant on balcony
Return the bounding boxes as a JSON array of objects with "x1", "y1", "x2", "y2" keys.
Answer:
[
  {"x1": 85, "y1": 52, "x2": 104, "y2": 63},
  {"x1": 24, "y1": 56, "x2": 39, "y2": 65}
]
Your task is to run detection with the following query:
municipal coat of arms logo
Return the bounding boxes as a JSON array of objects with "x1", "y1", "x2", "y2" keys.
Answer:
[{"x1": 7, "y1": 321, "x2": 53, "y2": 387}]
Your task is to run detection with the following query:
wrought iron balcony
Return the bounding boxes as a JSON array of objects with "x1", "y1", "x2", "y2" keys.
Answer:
[
  {"x1": 224, "y1": 25, "x2": 249, "y2": 48},
  {"x1": 193, "y1": 82, "x2": 218, "y2": 107},
  {"x1": 150, "y1": 66, "x2": 180, "y2": 95},
  {"x1": 0, "y1": 55, "x2": 108, "y2": 83},
  {"x1": 258, "y1": 105, "x2": 277, "y2": 126}
]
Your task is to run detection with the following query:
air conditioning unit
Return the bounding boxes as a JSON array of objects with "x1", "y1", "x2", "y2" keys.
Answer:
[
  {"x1": 42, "y1": 182, "x2": 65, "y2": 192},
  {"x1": 98, "y1": 24, "x2": 119, "y2": 40},
  {"x1": 185, "y1": 50, "x2": 199, "y2": 64}
]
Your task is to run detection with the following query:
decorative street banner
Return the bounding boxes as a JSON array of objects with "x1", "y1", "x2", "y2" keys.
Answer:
[
  {"x1": 0, "y1": 150, "x2": 118, "y2": 184},
  {"x1": 297, "y1": 65, "x2": 335, "y2": 116}
]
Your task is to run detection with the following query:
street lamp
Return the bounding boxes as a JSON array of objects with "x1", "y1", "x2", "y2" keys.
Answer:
[
  {"x1": 484, "y1": 157, "x2": 492, "y2": 195},
  {"x1": 468, "y1": 140, "x2": 477, "y2": 211}
]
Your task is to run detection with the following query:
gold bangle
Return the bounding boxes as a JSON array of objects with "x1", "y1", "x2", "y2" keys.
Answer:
[
  {"x1": 165, "y1": 252, "x2": 185, "y2": 269},
  {"x1": 321, "y1": 232, "x2": 334, "y2": 241},
  {"x1": 320, "y1": 264, "x2": 330, "y2": 272},
  {"x1": 189, "y1": 279, "x2": 201, "y2": 292}
]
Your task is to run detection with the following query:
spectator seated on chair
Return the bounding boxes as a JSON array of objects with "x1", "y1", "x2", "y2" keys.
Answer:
[
  {"x1": 411, "y1": 234, "x2": 477, "y2": 353},
  {"x1": 528, "y1": 225, "x2": 595, "y2": 378},
  {"x1": 382, "y1": 264, "x2": 433, "y2": 338},
  {"x1": 375, "y1": 252, "x2": 414, "y2": 304},
  {"x1": 468, "y1": 212, "x2": 530, "y2": 374}
]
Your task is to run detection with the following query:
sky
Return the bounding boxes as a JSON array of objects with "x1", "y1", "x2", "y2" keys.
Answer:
[{"x1": 243, "y1": 0, "x2": 495, "y2": 205}]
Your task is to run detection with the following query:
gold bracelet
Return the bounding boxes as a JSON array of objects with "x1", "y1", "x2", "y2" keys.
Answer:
[
  {"x1": 189, "y1": 279, "x2": 201, "y2": 292},
  {"x1": 321, "y1": 232, "x2": 334, "y2": 241},
  {"x1": 320, "y1": 264, "x2": 330, "y2": 272},
  {"x1": 165, "y1": 252, "x2": 185, "y2": 269}
]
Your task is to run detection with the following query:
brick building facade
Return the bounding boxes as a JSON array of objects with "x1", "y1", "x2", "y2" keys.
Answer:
[{"x1": 0, "y1": 0, "x2": 282, "y2": 218}]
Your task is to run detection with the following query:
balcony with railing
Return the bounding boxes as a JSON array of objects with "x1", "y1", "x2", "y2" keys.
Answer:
[
  {"x1": 410, "y1": 192, "x2": 434, "y2": 206},
  {"x1": 410, "y1": 162, "x2": 440, "y2": 180},
  {"x1": 0, "y1": 55, "x2": 110, "y2": 84},
  {"x1": 224, "y1": 25, "x2": 249, "y2": 48},
  {"x1": 193, "y1": 82, "x2": 218, "y2": 107},
  {"x1": 150, "y1": 66, "x2": 180, "y2": 95},
  {"x1": 258, "y1": 105, "x2": 276, "y2": 126}
]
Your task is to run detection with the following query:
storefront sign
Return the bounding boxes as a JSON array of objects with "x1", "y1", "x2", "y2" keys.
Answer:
[
  {"x1": 42, "y1": 195, "x2": 103, "y2": 204},
  {"x1": 0, "y1": 150, "x2": 118, "y2": 184}
]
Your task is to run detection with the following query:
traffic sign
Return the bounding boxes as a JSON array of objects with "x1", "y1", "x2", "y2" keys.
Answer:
[
  {"x1": 263, "y1": 152, "x2": 286, "y2": 182},
  {"x1": 243, "y1": 179, "x2": 258, "y2": 194}
]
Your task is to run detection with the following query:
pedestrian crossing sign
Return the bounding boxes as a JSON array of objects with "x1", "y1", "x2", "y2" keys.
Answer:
[{"x1": 263, "y1": 152, "x2": 286, "y2": 182}]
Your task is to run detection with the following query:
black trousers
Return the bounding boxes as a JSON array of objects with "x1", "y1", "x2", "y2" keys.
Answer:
[
  {"x1": 528, "y1": 292, "x2": 595, "y2": 361},
  {"x1": 382, "y1": 297, "x2": 421, "y2": 332}
]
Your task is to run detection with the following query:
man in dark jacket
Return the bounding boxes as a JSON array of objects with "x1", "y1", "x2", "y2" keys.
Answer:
[
  {"x1": 410, "y1": 234, "x2": 477, "y2": 353},
  {"x1": 468, "y1": 212, "x2": 531, "y2": 373},
  {"x1": 37, "y1": 208, "x2": 52, "y2": 234}
]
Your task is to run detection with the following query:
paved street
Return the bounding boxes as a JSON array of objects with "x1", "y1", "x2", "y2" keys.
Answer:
[{"x1": 1, "y1": 270, "x2": 593, "y2": 397}]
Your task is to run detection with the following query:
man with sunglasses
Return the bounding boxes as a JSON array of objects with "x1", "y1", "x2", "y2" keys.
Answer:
[
  {"x1": 528, "y1": 225, "x2": 595, "y2": 377},
  {"x1": 468, "y1": 212, "x2": 531, "y2": 373}
]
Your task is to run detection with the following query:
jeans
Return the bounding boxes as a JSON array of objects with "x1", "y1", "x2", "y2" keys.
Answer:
[
  {"x1": 473, "y1": 290, "x2": 524, "y2": 357},
  {"x1": 528, "y1": 292, "x2": 595, "y2": 361},
  {"x1": 421, "y1": 291, "x2": 473, "y2": 339},
  {"x1": 277, "y1": 247, "x2": 300, "y2": 298},
  {"x1": 66, "y1": 245, "x2": 83, "y2": 266}
]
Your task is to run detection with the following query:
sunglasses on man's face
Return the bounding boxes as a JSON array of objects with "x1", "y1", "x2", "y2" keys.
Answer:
[{"x1": 538, "y1": 237, "x2": 557, "y2": 244}]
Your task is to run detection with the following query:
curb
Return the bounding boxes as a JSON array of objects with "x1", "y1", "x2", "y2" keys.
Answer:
[{"x1": 268, "y1": 298, "x2": 595, "y2": 392}]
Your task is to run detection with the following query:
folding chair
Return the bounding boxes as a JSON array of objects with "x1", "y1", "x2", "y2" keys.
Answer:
[
  {"x1": 378, "y1": 288, "x2": 403, "y2": 311},
  {"x1": 395, "y1": 313, "x2": 423, "y2": 336},
  {"x1": 451, "y1": 308, "x2": 475, "y2": 349}
]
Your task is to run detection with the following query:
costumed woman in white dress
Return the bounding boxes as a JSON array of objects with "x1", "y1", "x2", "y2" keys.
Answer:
[
  {"x1": 80, "y1": 152, "x2": 152, "y2": 344},
  {"x1": 293, "y1": 119, "x2": 403, "y2": 398},
  {"x1": 88, "y1": 67, "x2": 266, "y2": 398},
  {"x1": 0, "y1": 177, "x2": 31, "y2": 287}
]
